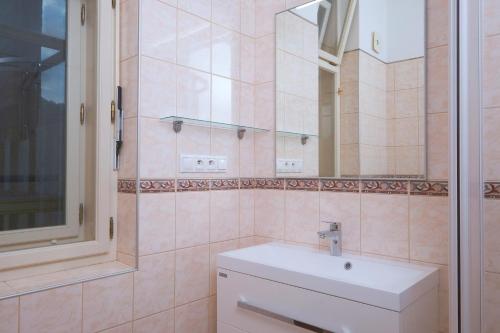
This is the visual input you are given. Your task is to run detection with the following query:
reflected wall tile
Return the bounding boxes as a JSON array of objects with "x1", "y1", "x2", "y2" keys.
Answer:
[
  {"x1": 394, "y1": 117, "x2": 419, "y2": 146},
  {"x1": 177, "y1": 67, "x2": 211, "y2": 120},
  {"x1": 20, "y1": 284, "x2": 82, "y2": 333},
  {"x1": 239, "y1": 131, "x2": 255, "y2": 177},
  {"x1": 120, "y1": 57, "x2": 138, "y2": 119},
  {"x1": 212, "y1": 26, "x2": 241, "y2": 79},
  {"x1": 211, "y1": 129, "x2": 240, "y2": 178},
  {"x1": 140, "y1": 57, "x2": 176, "y2": 118},
  {"x1": 133, "y1": 252, "x2": 175, "y2": 319},
  {"x1": 118, "y1": 117, "x2": 137, "y2": 180},
  {"x1": 241, "y1": 0, "x2": 256, "y2": 37},
  {"x1": 427, "y1": 113, "x2": 449, "y2": 180},
  {"x1": 485, "y1": 199, "x2": 500, "y2": 273},
  {"x1": 427, "y1": 46, "x2": 449, "y2": 114},
  {"x1": 254, "y1": 190, "x2": 285, "y2": 239},
  {"x1": 177, "y1": 11, "x2": 211, "y2": 72},
  {"x1": 427, "y1": 0, "x2": 449, "y2": 48},
  {"x1": 254, "y1": 132, "x2": 275, "y2": 177},
  {"x1": 140, "y1": 117, "x2": 177, "y2": 178},
  {"x1": 133, "y1": 310, "x2": 174, "y2": 333},
  {"x1": 82, "y1": 274, "x2": 133, "y2": 333},
  {"x1": 255, "y1": 34, "x2": 276, "y2": 84},
  {"x1": 240, "y1": 35, "x2": 256, "y2": 83},
  {"x1": 0, "y1": 297, "x2": 18, "y2": 333},
  {"x1": 255, "y1": 0, "x2": 285, "y2": 37},
  {"x1": 409, "y1": 196, "x2": 449, "y2": 265},
  {"x1": 484, "y1": 272, "x2": 500, "y2": 333},
  {"x1": 255, "y1": 82, "x2": 275, "y2": 130},
  {"x1": 120, "y1": 0, "x2": 138, "y2": 60},
  {"x1": 176, "y1": 126, "x2": 211, "y2": 178},
  {"x1": 141, "y1": 0, "x2": 176, "y2": 62},
  {"x1": 483, "y1": 35, "x2": 500, "y2": 108},
  {"x1": 240, "y1": 82, "x2": 255, "y2": 127},
  {"x1": 394, "y1": 59, "x2": 419, "y2": 90},
  {"x1": 212, "y1": 0, "x2": 241, "y2": 32},
  {"x1": 176, "y1": 191, "x2": 210, "y2": 248},
  {"x1": 175, "y1": 298, "x2": 210, "y2": 333},
  {"x1": 209, "y1": 240, "x2": 239, "y2": 295},
  {"x1": 320, "y1": 192, "x2": 361, "y2": 252},
  {"x1": 483, "y1": 108, "x2": 500, "y2": 180},
  {"x1": 395, "y1": 146, "x2": 420, "y2": 176},
  {"x1": 395, "y1": 88, "x2": 419, "y2": 118},
  {"x1": 100, "y1": 323, "x2": 132, "y2": 333},
  {"x1": 139, "y1": 193, "x2": 176, "y2": 256},
  {"x1": 361, "y1": 194, "x2": 409, "y2": 259},
  {"x1": 117, "y1": 193, "x2": 137, "y2": 257},
  {"x1": 211, "y1": 76, "x2": 240, "y2": 124},
  {"x1": 175, "y1": 245, "x2": 210, "y2": 306},
  {"x1": 285, "y1": 191, "x2": 320, "y2": 245},
  {"x1": 239, "y1": 189, "x2": 255, "y2": 237},
  {"x1": 178, "y1": 0, "x2": 211, "y2": 20},
  {"x1": 485, "y1": 0, "x2": 500, "y2": 36},
  {"x1": 210, "y1": 190, "x2": 239, "y2": 242}
]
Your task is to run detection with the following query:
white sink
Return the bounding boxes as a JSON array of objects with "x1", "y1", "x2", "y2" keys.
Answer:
[{"x1": 218, "y1": 243, "x2": 439, "y2": 312}]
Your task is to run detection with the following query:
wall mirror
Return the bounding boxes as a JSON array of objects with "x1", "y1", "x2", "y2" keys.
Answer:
[{"x1": 275, "y1": 0, "x2": 426, "y2": 179}]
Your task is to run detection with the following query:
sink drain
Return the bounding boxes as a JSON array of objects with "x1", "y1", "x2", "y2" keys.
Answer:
[{"x1": 344, "y1": 262, "x2": 352, "y2": 270}]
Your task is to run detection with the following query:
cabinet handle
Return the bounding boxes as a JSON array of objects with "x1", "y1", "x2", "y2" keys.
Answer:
[{"x1": 237, "y1": 300, "x2": 335, "y2": 333}]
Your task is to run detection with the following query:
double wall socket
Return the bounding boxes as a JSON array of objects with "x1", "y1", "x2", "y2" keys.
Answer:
[
  {"x1": 180, "y1": 154, "x2": 228, "y2": 173},
  {"x1": 276, "y1": 159, "x2": 303, "y2": 173}
]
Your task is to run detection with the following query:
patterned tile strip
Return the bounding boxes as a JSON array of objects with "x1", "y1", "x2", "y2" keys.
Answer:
[
  {"x1": 320, "y1": 179, "x2": 360, "y2": 193},
  {"x1": 140, "y1": 179, "x2": 176, "y2": 193},
  {"x1": 410, "y1": 181, "x2": 448, "y2": 196},
  {"x1": 255, "y1": 178, "x2": 285, "y2": 190},
  {"x1": 485, "y1": 182, "x2": 500, "y2": 199},
  {"x1": 360, "y1": 180, "x2": 409, "y2": 194},
  {"x1": 176, "y1": 179, "x2": 210, "y2": 192},
  {"x1": 210, "y1": 178, "x2": 239, "y2": 190},
  {"x1": 118, "y1": 179, "x2": 136, "y2": 193},
  {"x1": 240, "y1": 178, "x2": 257, "y2": 189},
  {"x1": 285, "y1": 179, "x2": 319, "y2": 191}
]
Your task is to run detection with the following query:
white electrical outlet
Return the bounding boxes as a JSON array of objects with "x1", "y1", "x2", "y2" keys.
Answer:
[
  {"x1": 180, "y1": 154, "x2": 227, "y2": 173},
  {"x1": 277, "y1": 159, "x2": 303, "y2": 173}
]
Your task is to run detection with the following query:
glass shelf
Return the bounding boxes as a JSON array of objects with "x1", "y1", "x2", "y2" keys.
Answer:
[
  {"x1": 161, "y1": 116, "x2": 269, "y2": 137},
  {"x1": 276, "y1": 130, "x2": 318, "y2": 138}
]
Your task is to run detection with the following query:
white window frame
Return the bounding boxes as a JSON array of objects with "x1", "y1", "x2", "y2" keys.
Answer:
[{"x1": 0, "y1": 0, "x2": 117, "y2": 274}]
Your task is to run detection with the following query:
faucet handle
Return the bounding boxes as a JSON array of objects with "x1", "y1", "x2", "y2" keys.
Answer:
[{"x1": 321, "y1": 221, "x2": 341, "y2": 231}]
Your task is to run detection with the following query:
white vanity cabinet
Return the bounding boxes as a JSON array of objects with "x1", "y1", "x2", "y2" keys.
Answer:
[{"x1": 217, "y1": 244, "x2": 439, "y2": 333}]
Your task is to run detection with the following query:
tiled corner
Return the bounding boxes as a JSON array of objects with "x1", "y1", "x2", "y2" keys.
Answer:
[
  {"x1": 174, "y1": 298, "x2": 210, "y2": 333},
  {"x1": 175, "y1": 245, "x2": 210, "y2": 306}
]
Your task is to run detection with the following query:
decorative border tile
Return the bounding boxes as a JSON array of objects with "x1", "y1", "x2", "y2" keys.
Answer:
[
  {"x1": 176, "y1": 179, "x2": 210, "y2": 192},
  {"x1": 285, "y1": 179, "x2": 319, "y2": 191},
  {"x1": 485, "y1": 182, "x2": 500, "y2": 199},
  {"x1": 140, "y1": 179, "x2": 175, "y2": 193},
  {"x1": 360, "y1": 180, "x2": 409, "y2": 194},
  {"x1": 240, "y1": 178, "x2": 257, "y2": 189},
  {"x1": 320, "y1": 179, "x2": 360, "y2": 193},
  {"x1": 410, "y1": 181, "x2": 448, "y2": 196},
  {"x1": 118, "y1": 179, "x2": 136, "y2": 193},
  {"x1": 210, "y1": 178, "x2": 239, "y2": 190},
  {"x1": 255, "y1": 178, "x2": 285, "y2": 190}
]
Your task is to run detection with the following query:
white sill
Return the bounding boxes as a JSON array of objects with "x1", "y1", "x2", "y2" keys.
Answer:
[{"x1": 0, "y1": 261, "x2": 136, "y2": 300}]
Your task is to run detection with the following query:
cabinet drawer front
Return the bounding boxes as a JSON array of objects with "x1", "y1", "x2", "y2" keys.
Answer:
[{"x1": 217, "y1": 269, "x2": 400, "y2": 333}]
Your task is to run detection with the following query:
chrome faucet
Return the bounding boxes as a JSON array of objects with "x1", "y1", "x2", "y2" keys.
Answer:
[{"x1": 318, "y1": 221, "x2": 342, "y2": 256}]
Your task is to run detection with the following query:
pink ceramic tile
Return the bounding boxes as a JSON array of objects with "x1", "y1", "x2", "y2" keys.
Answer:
[
  {"x1": 175, "y1": 245, "x2": 210, "y2": 306},
  {"x1": 395, "y1": 88, "x2": 419, "y2": 118},
  {"x1": 133, "y1": 310, "x2": 174, "y2": 333},
  {"x1": 120, "y1": 57, "x2": 138, "y2": 119},
  {"x1": 320, "y1": 192, "x2": 361, "y2": 252},
  {"x1": 485, "y1": 199, "x2": 500, "y2": 273},
  {"x1": 140, "y1": 117, "x2": 177, "y2": 179},
  {"x1": 240, "y1": 35, "x2": 256, "y2": 84},
  {"x1": 285, "y1": 191, "x2": 320, "y2": 245},
  {"x1": 120, "y1": 0, "x2": 139, "y2": 60},
  {"x1": 177, "y1": 66, "x2": 211, "y2": 120},
  {"x1": 178, "y1": 0, "x2": 211, "y2": 20},
  {"x1": 484, "y1": 0, "x2": 500, "y2": 37},
  {"x1": 209, "y1": 296, "x2": 217, "y2": 333},
  {"x1": 483, "y1": 108, "x2": 500, "y2": 180},
  {"x1": 240, "y1": 82, "x2": 255, "y2": 126},
  {"x1": 139, "y1": 193, "x2": 176, "y2": 256},
  {"x1": 409, "y1": 196, "x2": 449, "y2": 265},
  {"x1": 141, "y1": 0, "x2": 176, "y2": 62},
  {"x1": 427, "y1": 0, "x2": 449, "y2": 48},
  {"x1": 100, "y1": 323, "x2": 133, "y2": 333},
  {"x1": 485, "y1": 272, "x2": 500, "y2": 332},
  {"x1": 255, "y1": 34, "x2": 276, "y2": 84},
  {"x1": 254, "y1": 82, "x2": 275, "y2": 130},
  {"x1": 175, "y1": 191, "x2": 210, "y2": 248},
  {"x1": 427, "y1": 46, "x2": 449, "y2": 114},
  {"x1": 82, "y1": 274, "x2": 133, "y2": 333},
  {"x1": 427, "y1": 113, "x2": 449, "y2": 180},
  {"x1": 133, "y1": 252, "x2": 175, "y2": 319},
  {"x1": 241, "y1": 0, "x2": 256, "y2": 37},
  {"x1": 254, "y1": 189, "x2": 285, "y2": 239},
  {"x1": 117, "y1": 193, "x2": 137, "y2": 256},
  {"x1": 0, "y1": 297, "x2": 18, "y2": 333},
  {"x1": 140, "y1": 57, "x2": 176, "y2": 118},
  {"x1": 254, "y1": 132, "x2": 275, "y2": 177},
  {"x1": 394, "y1": 117, "x2": 419, "y2": 146},
  {"x1": 175, "y1": 298, "x2": 210, "y2": 333},
  {"x1": 239, "y1": 189, "x2": 255, "y2": 237},
  {"x1": 210, "y1": 190, "x2": 239, "y2": 242},
  {"x1": 239, "y1": 132, "x2": 255, "y2": 178},
  {"x1": 20, "y1": 284, "x2": 82, "y2": 333},
  {"x1": 177, "y1": 11, "x2": 211, "y2": 72},
  {"x1": 211, "y1": 129, "x2": 240, "y2": 178},
  {"x1": 212, "y1": 0, "x2": 241, "y2": 32},
  {"x1": 212, "y1": 26, "x2": 241, "y2": 79},
  {"x1": 209, "y1": 240, "x2": 239, "y2": 294},
  {"x1": 118, "y1": 117, "x2": 138, "y2": 180},
  {"x1": 255, "y1": 0, "x2": 285, "y2": 37},
  {"x1": 211, "y1": 76, "x2": 240, "y2": 123},
  {"x1": 394, "y1": 59, "x2": 419, "y2": 91},
  {"x1": 176, "y1": 125, "x2": 211, "y2": 178},
  {"x1": 361, "y1": 194, "x2": 409, "y2": 259},
  {"x1": 483, "y1": 35, "x2": 500, "y2": 108}
]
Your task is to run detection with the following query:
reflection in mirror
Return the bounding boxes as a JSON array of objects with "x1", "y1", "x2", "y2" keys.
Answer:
[{"x1": 275, "y1": 0, "x2": 426, "y2": 179}]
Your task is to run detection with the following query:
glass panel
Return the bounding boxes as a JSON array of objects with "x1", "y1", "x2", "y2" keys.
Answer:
[{"x1": 0, "y1": 0, "x2": 97, "y2": 251}]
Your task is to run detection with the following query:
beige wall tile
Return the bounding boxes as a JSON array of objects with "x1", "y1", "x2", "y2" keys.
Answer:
[
  {"x1": 427, "y1": 0, "x2": 449, "y2": 48},
  {"x1": 133, "y1": 310, "x2": 174, "y2": 333},
  {"x1": 285, "y1": 191, "x2": 320, "y2": 245},
  {"x1": 212, "y1": 0, "x2": 241, "y2": 32},
  {"x1": 83, "y1": 274, "x2": 133, "y2": 333},
  {"x1": 427, "y1": 113, "x2": 449, "y2": 180},
  {"x1": 239, "y1": 190, "x2": 255, "y2": 237},
  {"x1": 210, "y1": 190, "x2": 239, "y2": 242},
  {"x1": 255, "y1": 82, "x2": 275, "y2": 130},
  {"x1": 176, "y1": 191, "x2": 210, "y2": 248},
  {"x1": 255, "y1": 34, "x2": 276, "y2": 84},
  {"x1": 120, "y1": 0, "x2": 139, "y2": 61},
  {"x1": 140, "y1": 118, "x2": 177, "y2": 179},
  {"x1": 134, "y1": 252, "x2": 175, "y2": 319},
  {"x1": 255, "y1": 0, "x2": 285, "y2": 37},
  {"x1": 120, "y1": 57, "x2": 138, "y2": 119},
  {"x1": 241, "y1": 0, "x2": 256, "y2": 37},
  {"x1": 361, "y1": 194, "x2": 409, "y2": 259},
  {"x1": 485, "y1": 199, "x2": 500, "y2": 273},
  {"x1": 484, "y1": 0, "x2": 500, "y2": 37},
  {"x1": 20, "y1": 284, "x2": 82, "y2": 333},
  {"x1": 240, "y1": 36, "x2": 256, "y2": 84},
  {"x1": 484, "y1": 35, "x2": 500, "y2": 108},
  {"x1": 212, "y1": 26, "x2": 241, "y2": 80},
  {"x1": 239, "y1": 132, "x2": 255, "y2": 178},
  {"x1": 485, "y1": 272, "x2": 500, "y2": 333},
  {"x1": 101, "y1": 323, "x2": 133, "y2": 333},
  {"x1": 0, "y1": 297, "x2": 18, "y2": 333},
  {"x1": 119, "y1": 117, "x2": 138, "y2": 180},
  {"x1": 177, "y1": 11, "x2": 211, "y2": 72},
  {"x1": 141, "y1": 0, "x2": 176, "y2": 62},
  {"x1": 483, "y1": 108, "x2": 500, "y2": 181},
  {"x1": 175, "y1": 298, "x2": 210, "y2": 333},
  {"x1": 427, "y1": 46, "x2": 449, "y2": 114},
  {"x1": 177, "y1": 66, "x2": 211, "y2": 120},
  {"x1": 254, "y1": 190, "x2": 285, "y2": 239},
  {"x1": 254, "y1": 132, "x2": 275, "y2": 177},
  {"x1": 175, "y1": 245, "x2": 210, "y2": 306},
  {"x1": 118, "y1": 193, "x2": 137, "y2": 257},
  {"x1": 178, "y1": 0, "x2": 211, "y2": 20},
  {"x1": 209, "y1": 240, "x2": 239, "y2": 295},
  {"x1": 140, "y1": 57, "x2": 176, "y2": 118}
]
